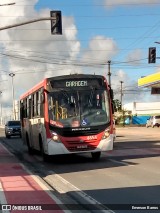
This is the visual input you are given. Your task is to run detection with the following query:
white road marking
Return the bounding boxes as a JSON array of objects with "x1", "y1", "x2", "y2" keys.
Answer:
[
  {"x1": 0, "y1": 182, "x2": 10, "y2": 213},
  {"x1": 45, "y1": 170, "x2": 115, "y2": 213},
  {"x1": 0, "y1": 143, "x2": 14, "y2": 156},
  {"x1": 20, "y1": 163, "x2": 72, "y2": 213},
  {"x1": 109, "y1": 159, "x2": 134, "y2": 166}
]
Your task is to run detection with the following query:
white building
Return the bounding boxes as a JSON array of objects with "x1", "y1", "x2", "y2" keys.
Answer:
[{"x1": 123, "y1": 101, "x2": 160, "y2": 115}]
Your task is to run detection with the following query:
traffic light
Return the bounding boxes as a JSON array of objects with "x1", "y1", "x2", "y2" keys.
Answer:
[
  {"x1": 50, "y1": 11, "x2": 62, "y2": 35},
  {"x1": 148, "y1": 47, "x2": 156, "y2": 63}
]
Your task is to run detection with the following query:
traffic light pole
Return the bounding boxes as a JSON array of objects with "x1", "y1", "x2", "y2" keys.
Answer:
[
  {"x1": 107, "y1": 60, "x2": 111, "y2": 87},
  {"x1": 148, "y1": 47, "x2": 156, "y2": 63},
  {"x1": 0, "y1": 17, "x2": 56, "y2": 31}
]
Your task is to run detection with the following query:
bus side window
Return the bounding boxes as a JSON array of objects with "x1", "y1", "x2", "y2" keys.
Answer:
[
  {"x1": 48, "y1": 96, "x2": 55, "y2": 120},
  {"x1": 23, "y1": 99, "x2": 27, "y2": 118},
  {"x1": 32, "y1": 94, "x2": 34, "y2": 118},
  {"x1": 38, "y1": 88, "x2": 44, "y2": 117},
  {"x1": 28, "y1": 96, "x2": 32, "y2": 119},
  {"x1": 20, "y1": 100, "x2": 24, "y2": 120},
  {"x1": 37, "y1": 90, "x2": 41, "y2": 116},
  {"x1": 27, "y1": 98, "x2": 29, "y2": 118},
  {"x1": 34, "y1": 93, "x2": 37, "y2": 117}
]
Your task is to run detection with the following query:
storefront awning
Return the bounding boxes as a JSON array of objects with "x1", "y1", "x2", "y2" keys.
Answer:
[{"x1": 138, "y1": 72, "x2": 160, "y2": 88}]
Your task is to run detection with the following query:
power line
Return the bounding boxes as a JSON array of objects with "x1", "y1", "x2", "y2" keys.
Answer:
[
  {"x1": 0, "y1": 25, "x2": 158, "y2": 31},
  {"x1": 1, "y1": 13, "x2": 160, "y2": 18},
  {"x1": 10, "y1": 3, "x2": 160, "y2": 7}
]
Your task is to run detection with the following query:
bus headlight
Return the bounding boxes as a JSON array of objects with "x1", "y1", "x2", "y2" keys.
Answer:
[
  {"x1": 50, "y1": 132, "x2": 61, "y2": 142},
  {"x1": 53, "y1": 135, "x2": 59, "y2": 141},
  {"x1": 102, "y1": 129, "x2": 110, "y2": 139}
]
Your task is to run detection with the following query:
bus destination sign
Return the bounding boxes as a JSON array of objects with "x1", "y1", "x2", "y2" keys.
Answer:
[
  {"x1": 66, "y1": 80, "x2": 87, "y2": 87},
  {"x1": 50, "y1": 78, "x2": 104, "y2": 89}
]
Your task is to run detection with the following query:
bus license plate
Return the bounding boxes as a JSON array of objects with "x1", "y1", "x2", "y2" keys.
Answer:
[{"x1": 77, "y1": 145, "x2": 88, "y2": 149}]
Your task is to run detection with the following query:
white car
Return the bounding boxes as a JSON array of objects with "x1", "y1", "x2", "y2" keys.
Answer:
[{"x1": 146, "y1": 116, "x2": 160, "y2": 128}]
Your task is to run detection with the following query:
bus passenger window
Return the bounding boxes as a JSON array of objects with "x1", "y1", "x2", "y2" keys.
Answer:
[{"x1": 48, "y1": 97, "x2": 55, "y2": 120}]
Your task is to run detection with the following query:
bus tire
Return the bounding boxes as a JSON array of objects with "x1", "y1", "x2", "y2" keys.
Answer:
[
  {"x1": 6, "y1": 134, "x2": 10, "y2": 139},
  {"x1": 26, "y1": 134, "x2": 34, "y2": 155},
  {"x1": 39, "y1": 137, "x2": 49, "y2": 162},
  {"x1": 91, "y1": 151, "x2": 101, "y2": 161}
]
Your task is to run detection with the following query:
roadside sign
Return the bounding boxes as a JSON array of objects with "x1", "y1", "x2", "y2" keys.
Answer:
[{"x1": 151, "y1": 87, "x2": 160, "y2": 94}]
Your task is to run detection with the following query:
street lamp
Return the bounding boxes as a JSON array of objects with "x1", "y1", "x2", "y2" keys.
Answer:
[{"x1": 9, "y1": 73, "x2": 16, "y2": 120}]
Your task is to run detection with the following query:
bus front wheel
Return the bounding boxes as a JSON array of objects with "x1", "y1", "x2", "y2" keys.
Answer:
[
  {"x1": 39, "y1": 140, "x2": 49, "y2": 162},
  {"x1": 91, "y1": 151, "x2": 101, "y2": 161}
]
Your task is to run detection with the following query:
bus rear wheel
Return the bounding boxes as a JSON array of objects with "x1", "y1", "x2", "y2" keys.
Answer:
[
  {"x1": 26, "y1": 134, "x2": 34, "y2": 155},
  {"x1": 91, "y1": 151, "x2": 101, "y2": 161}
]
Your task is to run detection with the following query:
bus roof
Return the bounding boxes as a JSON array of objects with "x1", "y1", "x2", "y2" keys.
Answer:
[
  {"x1": 48, "y1": 74, "x2": 105, "y2": 81},
  {"x1": 20, "y1": 78, "x2": 47, "y2": 100}
]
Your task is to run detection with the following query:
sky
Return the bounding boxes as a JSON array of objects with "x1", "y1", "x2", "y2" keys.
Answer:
[{"x1": 1, "y1": 0, "x2": 160, "y2": 118}]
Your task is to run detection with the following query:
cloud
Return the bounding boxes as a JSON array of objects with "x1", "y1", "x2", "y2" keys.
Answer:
[
  {"x1": 0, "y1": 0, "x2": 81, "y2": 114},
  {"x1": 83, "y1": 36, "x2": 118, "y2": 61},
  {"x1": 103, "y1": 0, "x2": 160, "y2": 8},
  {"x1": 126, "y1": 49, "x2": 143, "y2": 65},
  {"x1": 111, "y1": 69, "x2": 149, "y2": 104}
]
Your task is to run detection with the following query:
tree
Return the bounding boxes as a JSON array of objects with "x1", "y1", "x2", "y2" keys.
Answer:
[{"x1": 113, "y1": 99, "x2": 121, "y2": 112}]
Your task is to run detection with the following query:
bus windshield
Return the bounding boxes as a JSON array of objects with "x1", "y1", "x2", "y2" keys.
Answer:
[{"x1": 48, "y1": 89, "x2": 110, "y2": 128}]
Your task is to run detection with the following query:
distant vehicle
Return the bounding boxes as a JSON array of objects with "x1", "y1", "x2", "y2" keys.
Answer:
[
  {"x1": 5, "y1": 120, "x2": 21, "y2": 138},
  {"x1": 146, "y1": 116, "x2": 160, "y2": 128}
]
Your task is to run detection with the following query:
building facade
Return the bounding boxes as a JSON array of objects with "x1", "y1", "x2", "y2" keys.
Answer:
[{"x1": 124, "y1": 101, "x2": 160, "y2": 116}]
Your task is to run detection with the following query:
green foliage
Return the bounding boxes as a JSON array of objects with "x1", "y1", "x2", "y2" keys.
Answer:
[
  {"x1": 113, "y1": 99, "x2": 121, "y2": 112},
  {"x1": 114, "y1": 109, "x2": 132, "y2": 125}
]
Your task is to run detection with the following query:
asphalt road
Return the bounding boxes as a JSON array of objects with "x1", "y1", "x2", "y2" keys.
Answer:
[{"x1": 1, "y1": 127, "x2": 160, "y2": 213}]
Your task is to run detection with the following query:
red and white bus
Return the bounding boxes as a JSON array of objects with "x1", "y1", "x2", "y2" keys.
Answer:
[{"x1": 20, "y1": 74, "x2": 114, "y2": 161}]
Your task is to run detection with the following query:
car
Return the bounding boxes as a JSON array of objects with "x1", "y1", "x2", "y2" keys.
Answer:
[
  {"x1": 146, "y1": 116, "x2": 160, "y2": 128},
  {"x1": 5, "y1": 120, "x2": 21, "y2": 138}
]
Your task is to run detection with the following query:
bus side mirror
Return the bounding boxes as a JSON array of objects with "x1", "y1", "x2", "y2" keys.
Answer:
[
  {"x1": 110, "y1": 89, "x2": 114, "y2": 100},
  {"x1": 109, "y1": 89, "x2": 114, "y2": 114}
]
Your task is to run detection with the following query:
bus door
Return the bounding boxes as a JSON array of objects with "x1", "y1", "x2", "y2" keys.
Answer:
[
  {"x1": 31, "y1": 93, "x2": 41, "y2": 150},
  {"x1": 26, "y1": 96, "x2": 34, "y2": 148}
]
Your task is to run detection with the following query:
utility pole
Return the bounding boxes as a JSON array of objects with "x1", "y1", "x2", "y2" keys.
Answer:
[
  {"x1": 107, "y1": 60, "x2": 111, "y2": 87},
  {"x1": 120, "y1": 81, "x2": 123, "y2": 110},
  {"x1": 9, "y1": 73, "x2": 16, "y2": 120},
  {"x1": 120, "y1": 81, "x2": 125, "y2": 126}
]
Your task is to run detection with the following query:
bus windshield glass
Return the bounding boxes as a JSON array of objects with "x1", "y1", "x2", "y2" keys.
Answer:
[{"x1": 48, "y1": 89, "x2": 110, "y2": 128}]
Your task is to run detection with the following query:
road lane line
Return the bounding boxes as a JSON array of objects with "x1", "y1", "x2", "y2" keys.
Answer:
[
  {"x1": 109, "y1": 159, "x2": 133, "y2": 166},
  {"x1": 45, "y1": 170, "x2": 115, "y2": 213},
  {"x1": 0, "y1": 143, "x2": 13, "y2": 156},
  {"x1": 19, "y1": 163, "x2": 71, "y2": 213},
  {"x1": 0, "y1": 182, "x2": 10, "y2": 213}
]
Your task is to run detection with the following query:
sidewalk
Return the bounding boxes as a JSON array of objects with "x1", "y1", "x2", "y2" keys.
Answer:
[{"x1": 0, "y1": 143, "x2": 65, "y2": 213}]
